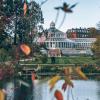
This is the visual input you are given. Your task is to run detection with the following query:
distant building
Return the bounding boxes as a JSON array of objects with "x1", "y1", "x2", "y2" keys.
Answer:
[
  {"x1": 44, "y1": 23, "x2": 96, "y2": 56},
  {"x1": 71, "y1": 38, "x2": 96, "y2": 50},
  {"x1": 45, "y1": 22, "x2": 77, "y2": 56},
  {"x1": 45, "y1": 22, "x2": 75, "y2": 49},
  {"x1": 66, "y1": 28, "x2": 96, "y2": 50},
  {"x1": 67, "y1": 27, "x2": 93, "y2": 38}
]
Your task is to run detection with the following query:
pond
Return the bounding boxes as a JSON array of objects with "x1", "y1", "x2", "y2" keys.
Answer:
[{"x1": 0, "y1": 79, "x2": 100, "y2": 100}]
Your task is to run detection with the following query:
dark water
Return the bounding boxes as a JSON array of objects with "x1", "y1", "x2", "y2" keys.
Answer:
[{"x1": 1, "y1": 79, "x2": 100, "y2": 100}]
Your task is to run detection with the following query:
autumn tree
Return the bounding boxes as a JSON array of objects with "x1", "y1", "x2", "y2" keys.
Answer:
[
  {"x1": 0, "y1": 0, "x2": 8, "y2": 48},
  {"x1": 2, "y1": 0, "x2": 43, "y2": 44},
  {"x1": 0, "y1": 0, "x2": 44, "y2": 60},
  {"x1": 88, "y1": 27, "x2": 98, "y2": 38},
  {"x1": 92, "y1": 35, "x2": 100, "y2": 58},
  {"x1": 92, "y1": 22, "x2": 100, "y2": 58}
]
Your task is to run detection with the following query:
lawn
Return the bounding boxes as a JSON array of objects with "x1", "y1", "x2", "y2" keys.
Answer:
[
  {"x1": 19, "y1": 56, "x2": 99, "y2": 65},
  {"x1": 48, "y1": 56, "x2": 97, "y2": 64}
]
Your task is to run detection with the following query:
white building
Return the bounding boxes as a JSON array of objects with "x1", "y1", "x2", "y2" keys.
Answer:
[
  {"x1": 44, "y1": 22, "x2": 96, "y2": 56},
  {"x1": 45, "y1": 22, "x2": 75, "y2": 49},
  {"x1": 71, "y1": 38, "x2": 96, "y2": 50}
]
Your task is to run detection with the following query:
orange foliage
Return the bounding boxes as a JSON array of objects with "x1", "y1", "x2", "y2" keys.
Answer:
[
  {"x1": 54, "y1": 90, "x2": 63, "y2": 100},
  {"x1": 20, "y1": 44, "x2": 31, "y2": 56}
]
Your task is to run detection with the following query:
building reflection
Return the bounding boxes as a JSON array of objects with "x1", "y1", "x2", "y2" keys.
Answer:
[{"x1": 3, "y1": 80, "x2": 14, "y2": 100}]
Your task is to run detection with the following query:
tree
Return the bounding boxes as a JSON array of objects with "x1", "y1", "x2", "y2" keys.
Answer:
[
  {"x1": 0, "y1": 0, "x2": 44, "y2": 61},
  {"x1": 88, "y1": 27, "x2": 98, "y2": 38},
  {"x1": 97, "y1": 21, "x2": 100, "y2": 30},
  {"x1": 91, "y1": 22, "x2": 100, "y2": 59},
  {"x1": 92, "y1": 35, "x2": 100, "y2": 58},
  {"x1": 0, "y1": 0, "x2": 9, "y2": 48},
  {"x1": 2, "y1": 0, "x2": 43, "y2": 44}
]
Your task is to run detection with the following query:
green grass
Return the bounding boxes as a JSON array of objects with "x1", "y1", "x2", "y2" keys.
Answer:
[
  {"x1": 19, "y1": 56, "x2": 99, "y2": 65},
  {"x1": 46, "y1": 56, "x2": 96, "y2": 64}
]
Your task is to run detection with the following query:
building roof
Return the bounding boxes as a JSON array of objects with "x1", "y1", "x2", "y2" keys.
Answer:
[
  {"x1": 45, "y1": 22, "x2": 76, "y2": 43},
  {"x1": 50, "y1": 21, "x2": 55, "y2": 28}
]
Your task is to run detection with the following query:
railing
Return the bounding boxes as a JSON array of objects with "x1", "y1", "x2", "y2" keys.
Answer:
[
  {"x1": 18, "y1": 63, "x2": 100, "y2": 78},
  {"x1": 20, "y1": 63, "x2": 76, "y2": 66},
  {"x1": 19, "y1": 72, "x2": 100, "y2": 76}
]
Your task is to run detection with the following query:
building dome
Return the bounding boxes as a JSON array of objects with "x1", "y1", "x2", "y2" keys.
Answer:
[{"x1": 50, "y1": 21, "x2": 55, "y2": 28}]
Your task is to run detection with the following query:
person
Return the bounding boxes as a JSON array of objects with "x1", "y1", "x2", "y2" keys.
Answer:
[{"x1": 51, "y1": 56, "x2": 55, "y2": 64}]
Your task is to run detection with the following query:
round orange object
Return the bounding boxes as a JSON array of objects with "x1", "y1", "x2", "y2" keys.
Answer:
[
  {"x1": 54, "y1": 90, "x2": 63, "y2": 100},
  {"x1": 20, "y1": 44, "x2": 31, "y2": 55}
]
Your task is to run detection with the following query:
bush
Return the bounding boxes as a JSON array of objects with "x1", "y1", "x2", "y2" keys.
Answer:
[{"x1": 41, "y1": 54, "x2": 48, "y2": 63}]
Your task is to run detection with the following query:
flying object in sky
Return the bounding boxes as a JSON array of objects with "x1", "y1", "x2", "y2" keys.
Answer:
[{"x1": 54, "y1": 2, "x2": 78, "y2": 28}]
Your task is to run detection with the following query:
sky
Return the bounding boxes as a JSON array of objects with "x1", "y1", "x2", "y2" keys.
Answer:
[{"x1": 28, "y1": 0, "x2": 100, "y2": 32}]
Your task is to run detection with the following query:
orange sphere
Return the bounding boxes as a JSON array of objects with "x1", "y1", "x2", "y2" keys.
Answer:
[{"x1": 20, "y1": 44, "x2": 31, "y2": 56}]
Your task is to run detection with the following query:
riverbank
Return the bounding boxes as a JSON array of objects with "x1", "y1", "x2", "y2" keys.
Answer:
[{"x1": 0, "y1": 57, "x2": 100, "y2": 81}]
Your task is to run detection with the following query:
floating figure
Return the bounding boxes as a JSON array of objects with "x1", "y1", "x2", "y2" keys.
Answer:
[
  {"x1": 54, "y1": 2, "x2": 78, "y2": 28},
  {"x1": 75, "y1": 67, "x2": 88, "y2": 80},
  {"x1": 48, "y1": 75, "x2": 61, "y2": 90},
  {"x1": 54, "y1": 90, "x2": 63, "y2": 100},
  {"x1": 20, "y1": 44, "x2": 31, "y2": 56},
  {"x1": 23, "y1": 1, "x2": 27, "y2": 15},
  {"x1": 62, "y1": 82, "x2": 67, "y2": 91},
  {"x1": 64, "y1": 76, "x2": 74, "y2": 88}
]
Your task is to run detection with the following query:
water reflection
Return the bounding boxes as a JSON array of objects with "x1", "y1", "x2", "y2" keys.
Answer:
[
  {"x1": 71, "y1": 80, "x2": 100, "y2": 100},
  {"x1": 97, "y1": 81, "x2": 100, "y2": 100},
  {"x1": 1, "y1": 79, "x2": 100, "y2": 100},
  {"x1": 33, "y1": 80, "x2": 51, "y2": 100},
  {"x1": 3, "y1": 80, "x2": 14, "y2": 100},
  {"x1": 14, "y1": 79, "x2": 32, "y2": 100}
]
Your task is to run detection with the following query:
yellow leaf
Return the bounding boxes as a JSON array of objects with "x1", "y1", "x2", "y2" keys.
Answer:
[
  {"x1": 0, "y1": 90, "x2": 5, "y2": 100},
  {"x1": 64, "y1": 77, "x2": 74, "y2": 88},
  {"x1": 75, "y1": 67, "x2": 88, "y2": 80},
  {"x1": 48, "y1": 75, "x2": 61, "y2": 90}
]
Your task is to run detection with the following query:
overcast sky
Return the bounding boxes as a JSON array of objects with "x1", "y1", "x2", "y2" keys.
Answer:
[{"x1": 28, "y1": 0, "x2": 100, "y2": 32}]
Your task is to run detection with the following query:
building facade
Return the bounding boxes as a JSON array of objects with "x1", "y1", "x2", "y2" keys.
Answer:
[
  {"x1": 67, "y1": 27, "x2": 93, "y2": 38},
  {"x1": 71, "y1": 38, "x2": 96, "y2": 50},
  {"x1": 45, "y1": 22, "x2": 75, "y2": 49},
  {"x1": 44, "y1": 23, "x2": 96, "y2": 56}
]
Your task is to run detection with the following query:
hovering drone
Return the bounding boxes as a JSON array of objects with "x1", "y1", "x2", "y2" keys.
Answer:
[{"x1": 54, "y1": 2, "x2": 78, "y2": 28}]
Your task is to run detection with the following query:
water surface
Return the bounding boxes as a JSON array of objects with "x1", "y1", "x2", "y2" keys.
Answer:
[{"x1": 1, "y1": 79, "x2": 100, "y2": 100}]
